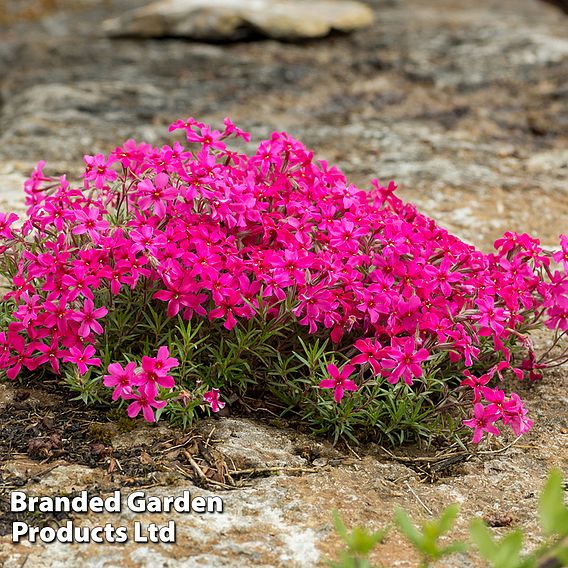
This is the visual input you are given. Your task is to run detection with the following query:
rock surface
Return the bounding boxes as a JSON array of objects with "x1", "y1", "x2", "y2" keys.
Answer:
[
  {"x1": 0, "y1": 0, "x2": 566, "y2": 248},
  {"x1": 0, "y1": 0, "x2": 567, "y2": 566},
  {"x1": 102, "y1": 0, "x2": 375, "y2": 41},
  {"x1": 0, "y1": 372, "x2": 567, "y2": 568},
  {"x1": 541, "y1": 0, "x2": 568, "y2": 14}
]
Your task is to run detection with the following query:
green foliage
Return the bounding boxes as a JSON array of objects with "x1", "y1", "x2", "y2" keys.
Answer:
[
  {"x1": 470, "y1": 519, "x2": 525, "y2": 568},
  {"x1": 10, "y1": 272, "x2": 465, "y2": 443},
  {"x1": 0, "y1": 236, "x2": 521, "y2": 446},
  {"x1": 539, "y1": 469, "x2": 568, "y2": 538},
  {"x1": 329, "y1": 510, "x2": 388, "y2": 568},
  {"x1": 60, "y1": 366, "x2": 106, "y2": 406},
  {"x1": 395, "y1": 504, "x2": 466, "y2": 566},
  {"x1": 330, "y1": 469, "x2": 568, "y2": 568}
]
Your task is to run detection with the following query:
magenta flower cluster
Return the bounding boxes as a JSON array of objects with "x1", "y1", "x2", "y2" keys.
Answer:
[
  {"x1": 103, "y1": 346, "x2": 177, "y2": 422},
  {"x1": 0, "y1": 117, "x2": 566, "y2": 440}
]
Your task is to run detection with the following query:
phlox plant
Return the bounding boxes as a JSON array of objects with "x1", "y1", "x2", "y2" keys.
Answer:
[{"x1": 0, "y1": 117, "x2": 566, "y2": 446}]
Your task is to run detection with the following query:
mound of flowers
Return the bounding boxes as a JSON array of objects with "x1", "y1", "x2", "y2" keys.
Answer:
[{"x1": 0, "y1": 117, "x2": 566, "y2": 445}]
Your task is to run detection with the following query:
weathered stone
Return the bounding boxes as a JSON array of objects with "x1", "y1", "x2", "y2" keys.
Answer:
[
  {"x1": 1, "y1": 0, "x2": 568, "y2": 566},
  {"x1": 541, "y1": 0, "x2": 568, "y2": 14},
  {"x1": 102, "y1": 0, "x2": 375, "y2": 41},
  {"x1": 199, "y1": 418, "x2": 309, "y2": 469}
]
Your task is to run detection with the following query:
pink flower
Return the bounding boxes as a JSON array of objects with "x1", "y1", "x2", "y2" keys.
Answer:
[
  {"x1": 24, "y1": 160, "x2": 51, "y2": 202},
  {"x1": 137, "y1": 173, "x2": 176, "y2": 218},
  {"x1": 460, "y1": 370, "x2": 491, "y2": 403},
  {"x1": 546, "y1": 296, "x2": 568, "y2": 332},
  {"x1": 61, "y1": 272, "x2": 99, "y2": 301},
  {"x1": 423, "y1": 258, "x2": 462, "y2": 297},
  {"x1": 351, "y1": 338, "x2": 384, "y2": 375},
  {"x1": 104, "y1": 361, "x2": 137, "y2": 401},
  {"x1": 138, "y1": 371, "x2": 175, "y2": 398},
  {"x1": 463, "y1": 403, "x2": 501, "y2": 443},
  {"x1": 475, "y1": 296, "x2": 509, "y2": 336},
  {"x1": 222, "y1": 117, "x2": 251, "y2": 142},
  {"x1": 72, "y1": 208, "x2": 110, "y2": 241},
  {"x1": 83, "y1": 154, "x2": 117, "y2": 189},
  {"x1": 71, "y1": 299, "x2": 108, "y2": 338},
  {"x1": 4, "y1": 333, "x2": 36, "y2": 380},
  {"x1": 203, "y1": 388, "x2": 225, "y2": 412},
  {"x1": 32, "y1": 337, "x2": 66, "y2": 374},
  {"x1": 503, "y1": 393, "x2": 533, "y2": 436},
  {"x1": 292, "y1": 285, "x2": 337, "y2": 334},
  {"x1": 208, "y1": 289, "x2": 250, "y2": 330},
  {"x1": 381, "y1": 337, "x2": 429, "y2": 386},
  {"x1": 328, "y1": 219, "x2": 367, "y2": 252},
  {"x1": 109, "y1": 139, "x2": 151, "y2": 168},
  {"x1": 0, "y1": 212, "x2": 19, "y2": 240},
  {"x1": 480, "y1": 386, "x2": 508, "y2": 419},
  {"x1": 64, "y1": 345, "x2": 101, "y2": 375},
  {"x1": 319, "y1": 363, "x2": 358, "y2": 403},
  {"x1": 13, "y1": 293, "x2": 42, "y2": 326},
  {"x1": 43, "y1": 296, "x2": 71, "y2": 334},
  {"x1": 142, "y1": 346, "x2": 178, "y2": 377},
  {"x1": 520, "y1": 349, "x2": 546, "y2": 381},
  {"x1": 185, "y1": 125, "x2": 226, "y2": 150},
  {"x1": 154, "y1": 281, "x2": 206, "y2": 319},
  {"x1": 139, "y1": 347, "x2": 178, "y2": 397},
  {"x1": 552, "y1": 234, "x2": 568, "y2": 271},
  {"x1": 126, "y1": 385, "x2": 167, "y2": 422}
]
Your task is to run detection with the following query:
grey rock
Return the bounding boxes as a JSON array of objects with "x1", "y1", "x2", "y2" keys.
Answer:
[
  {"x1": 103, "y1": 0, "x2": 375, "y2": 41},
  {"x1": 200, "y1": 417, "x2": 309, "y2": 469},
  {"x1": 541, "y1": 0, "x2": 568, "y2": 14},
  {"x1": 1, "y1": 0, "x2": 568, "y2": 565}
]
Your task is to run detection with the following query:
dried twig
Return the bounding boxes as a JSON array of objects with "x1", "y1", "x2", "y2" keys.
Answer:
[
  {"x1": 228, "y1": 465, "x2": 317, "y2": 477},
  {"x1": 197, "y1": 439, "x2": 216, "y2": 467},
  {"x1": 159, "y1": 435, "x2": 198, "y2": 454},
  {"x1": 182, "y1": 450, "x2": 235, "y2": 490},
  {"x1": 205, "y1": 427, "x2": 216, "y2": 447},
  {"x1": 173, "y1": 462, "x2": 235, "y2": 490},
  {"x1": 405, "y1": 480, "x2": 433, "y2": 516},
  {"x1": 477, "y1": 436, "x2": 523, "y2": 455},
  {"x1": 380, "y1": 445, "x2": 468, "y2": 464},
  {"x1": 183, "y1": 450, "x2": 207, "y2": 480},
  {"x1": 345, "y1": 441, "x2": 362, "y2": 460}
]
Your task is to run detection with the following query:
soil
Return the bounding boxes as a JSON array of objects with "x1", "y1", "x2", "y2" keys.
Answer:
[
  {"x1": 0, "y1": 0, "x2": 567, "y2": 566},
  {"x1": 0, "y1": 359, "x2": 566, "y2": 566}
]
